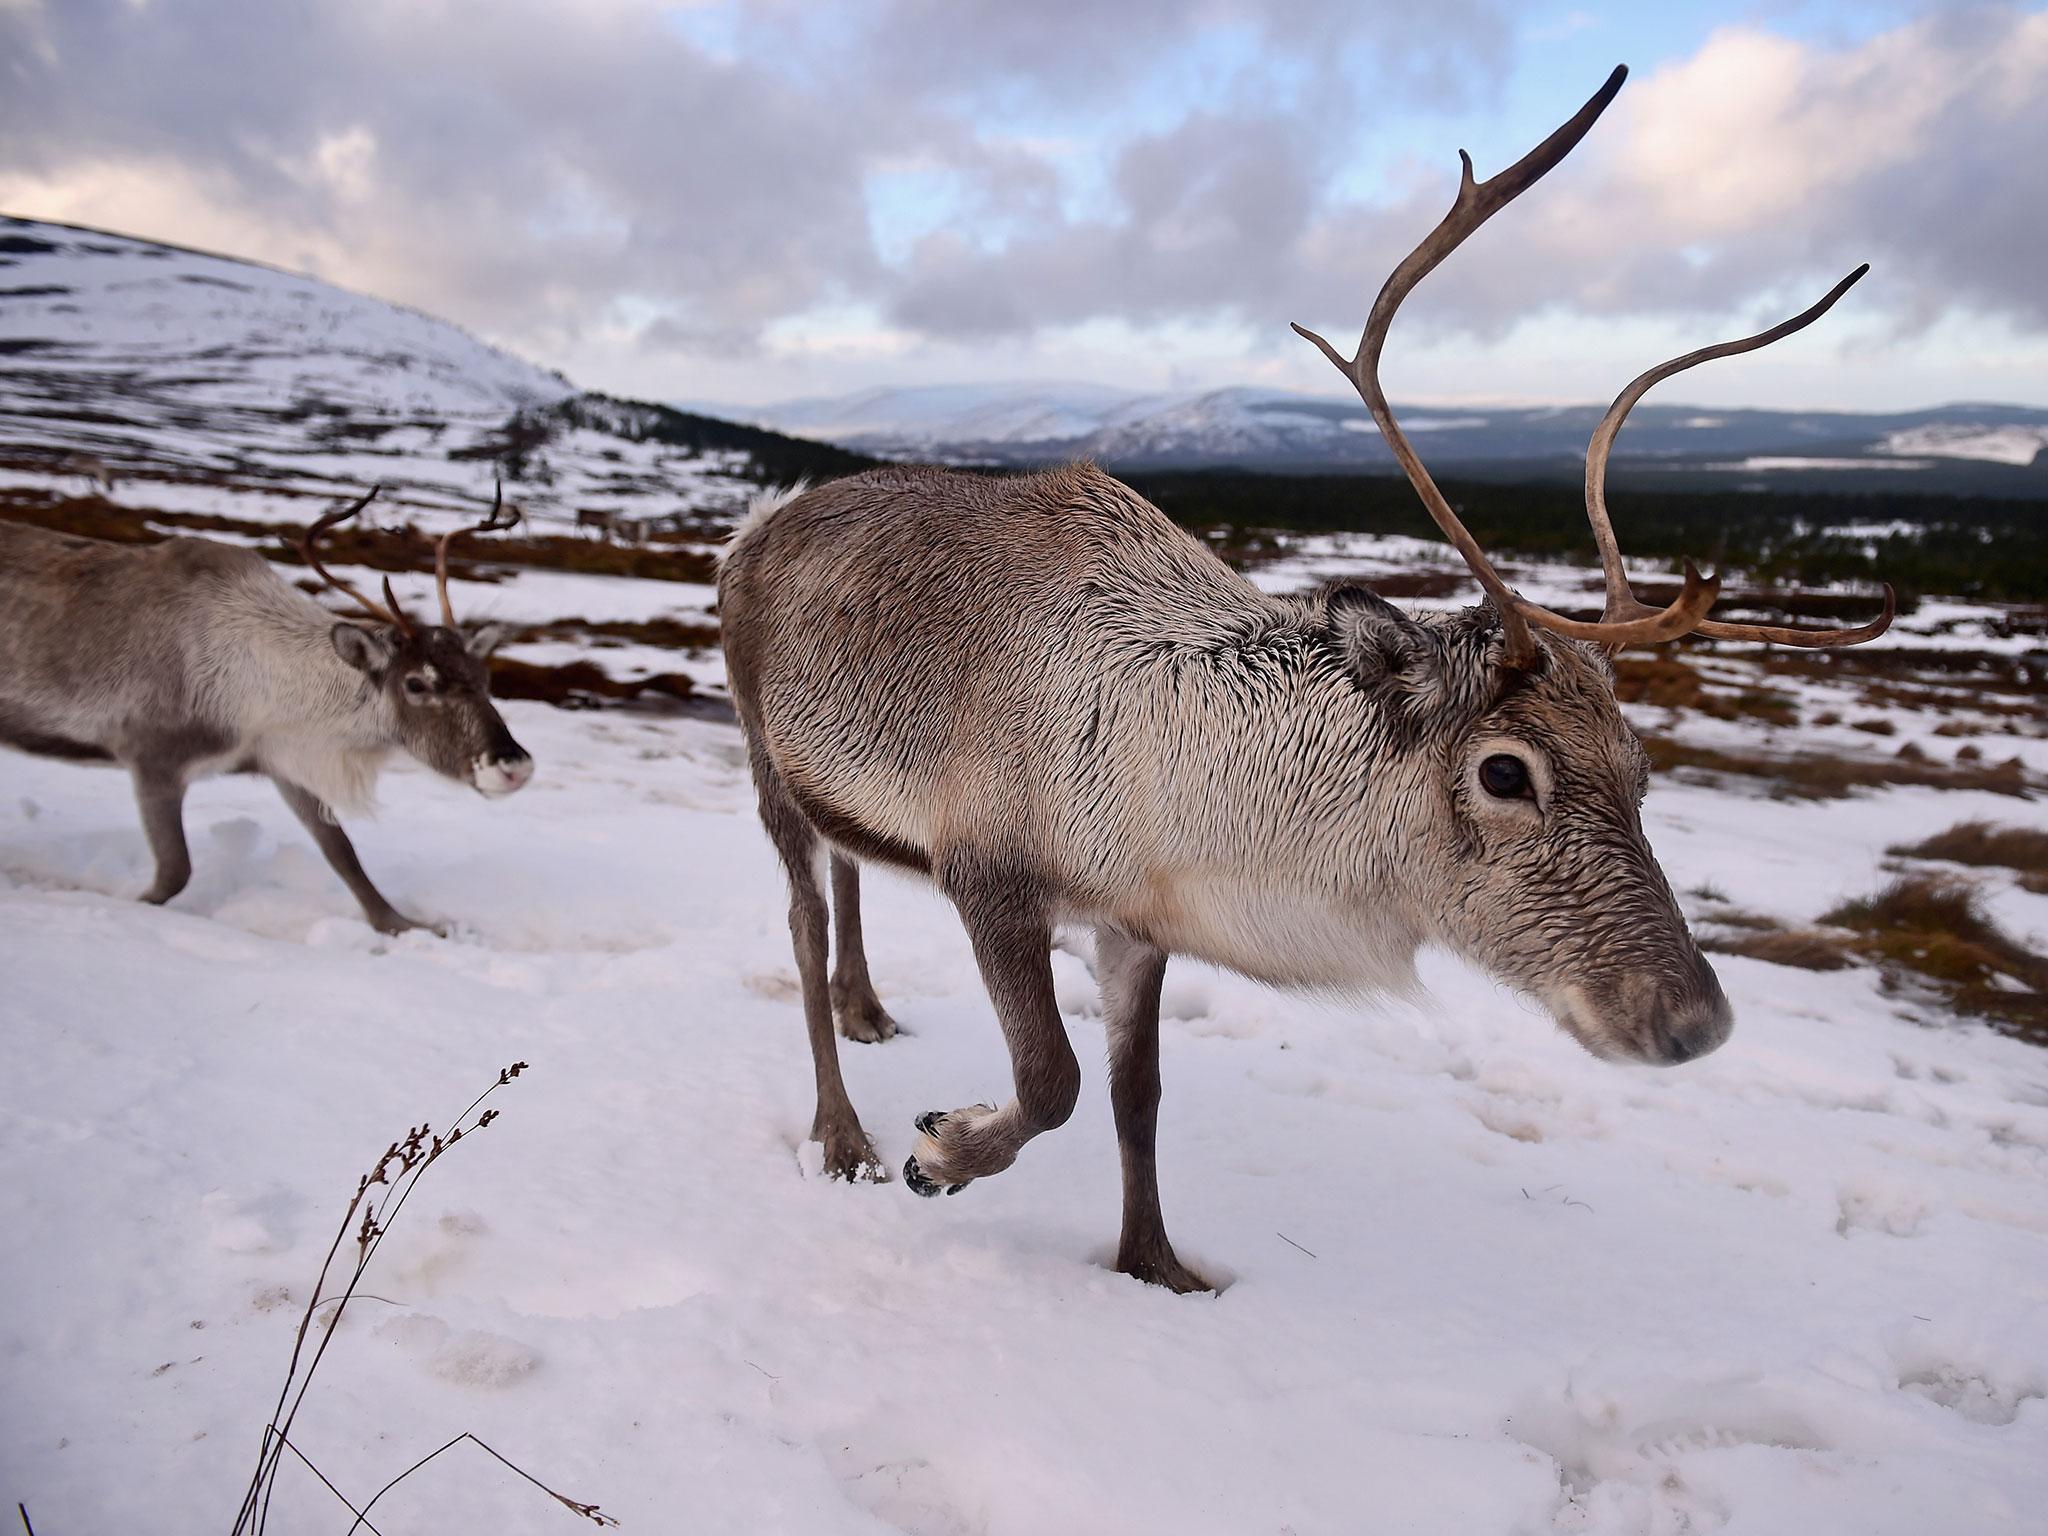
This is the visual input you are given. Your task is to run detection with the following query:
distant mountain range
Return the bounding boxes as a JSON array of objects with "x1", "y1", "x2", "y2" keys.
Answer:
[
  {"x1": 0, "y1": 216, "x2": 866, "y2": 529},
  {"x1": 708, "y1": 383, "x2": 2048, "y2": 497}
]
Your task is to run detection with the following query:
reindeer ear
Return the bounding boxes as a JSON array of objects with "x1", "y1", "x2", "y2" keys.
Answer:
[
  {"x1": 331, "y1": 623, "x2": 394, "y2": 675},
  {"x1": 463, "y1": 622, "x2": 515, "y2": 658},
  {"x1": 1327, "y1": 584, "x2": 1433, "y2": 688}
]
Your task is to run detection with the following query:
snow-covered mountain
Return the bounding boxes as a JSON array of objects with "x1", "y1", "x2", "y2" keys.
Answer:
[
  {"x1": 0, "y1": 216, "x2": 865, "y2": 530},
  {"x1": 719, "y1": 382, "x2": 2048, "y2": 493}
]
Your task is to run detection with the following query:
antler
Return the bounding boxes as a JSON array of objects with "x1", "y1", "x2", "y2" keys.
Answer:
[
  {"x1": 299, "y1": 486, "x2": 414, "y2": 634},
  {"x1": 1293, "y1": 65, "x2": 1887, "y2": 660},
  {"x1": 434, "y1": 481, "x2": 522, "y2": 627},
  {"x1": 1582, "y1": 266, "x2": 1895, "y2": 646}
]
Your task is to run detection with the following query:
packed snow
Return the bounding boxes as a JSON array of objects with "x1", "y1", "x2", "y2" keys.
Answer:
[{"x1": 4, "y1": 554, "x2": 2046, "y2": 1533}]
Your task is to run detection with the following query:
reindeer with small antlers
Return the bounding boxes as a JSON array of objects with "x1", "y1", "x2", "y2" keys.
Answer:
[
  {"x1": 0, "y1": 486, "x2": 533, "y2": 932},
  {"x1": 719, "y1": 64, "x2": 1892, "y2": 1291}
]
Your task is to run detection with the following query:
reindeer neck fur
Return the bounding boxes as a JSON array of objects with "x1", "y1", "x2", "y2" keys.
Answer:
[
  {"x1": 1072, "y1": 582, "x2": 1468, "y2": 994},
  {"x1": 194, "y1": 563, "x2": 400, "y2": 814}
]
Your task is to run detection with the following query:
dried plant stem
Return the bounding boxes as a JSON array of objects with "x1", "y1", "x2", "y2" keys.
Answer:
[
  {"x1": 226, "y1": 1062, "x2": 609, "y2": 1536},
  {"x1": 344, "y1": 1433, "x2": 620, "y2": 1534}
]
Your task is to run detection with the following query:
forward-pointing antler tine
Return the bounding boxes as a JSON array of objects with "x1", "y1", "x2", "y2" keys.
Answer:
[
  {"x1": 1693, "y1": 581, "x2": 1896, "y2": 648},
  {"x1": 298, "y1": 485, "x2": 412, "y2": 633},
  {"x1": 1585, "y1": 266, "x2": 1872, "y2": 622}
]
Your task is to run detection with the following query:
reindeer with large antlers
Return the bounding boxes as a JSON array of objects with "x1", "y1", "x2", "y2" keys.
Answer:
[
  {"x1": 0, "y1": 486, "x2": 532, "y2": 932},
  {"x1": 719, "y1": 65, "x2": 1892, "y2": 1291}
]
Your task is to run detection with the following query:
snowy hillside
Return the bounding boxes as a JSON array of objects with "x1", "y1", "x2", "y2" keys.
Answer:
[
  {"x1": 725, "y1": 382, "x2": 2048, "y2": 489},
  {"x1": 0, "y1": 216, "x2": 864, "y2": 532}
]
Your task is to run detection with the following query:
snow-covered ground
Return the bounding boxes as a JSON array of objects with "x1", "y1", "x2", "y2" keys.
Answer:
[{"x1": 5, "y1": 672, "x2": 2046, "y2": 1534}]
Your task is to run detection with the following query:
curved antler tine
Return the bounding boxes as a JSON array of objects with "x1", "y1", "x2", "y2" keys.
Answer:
[
  {"x1": 1693, "y1": 581, "x2": 1895, "y2": 647},
  {"x1": 1291, "y1": 67, "x2": 1628, "y2": 662},
  {"x1": 1585, "y1": 265, "x2": 1870, "y2": 620},
  {"x1": 298, "y1": 485, "x2": 412, "y2": 633},
  {"x1": 435, "y1": 481, "x2": 519, "y2": 627}
]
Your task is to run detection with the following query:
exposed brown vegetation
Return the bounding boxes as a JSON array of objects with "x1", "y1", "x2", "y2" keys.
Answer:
[
  {"x1": 1702, "y1": 875, "x2": 2045, "y2": 1041},
  {"x1": 489, "y1": 656, "x2": 698, "y2": 710},
  {"x1": 1890, "y1": 821, "x2": 2048, "y2": 879},
  {"x1": 0, "y1": 489, "x2": 719, "y2": 583},
  {"x1": 1822, "y1": 876, "x2": 2048, "y2": 1042},
  {"x1": 1643, "y1": 736, "x2": 2035, "y2": 800},
  {"x1": 1703, "y1": 927, "x2": 1859, "y2": 971},
  {"x1": 524, "y1": 615, "x2": 722, "y2": 651},
  {"x1": 1611, "y1": 653, "x2": 1800, "y2": 725}
]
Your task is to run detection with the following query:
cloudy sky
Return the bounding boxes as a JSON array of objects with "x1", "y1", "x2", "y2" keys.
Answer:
[{"x1": 5, "y1": 0, "x2": 2046, "y2": 411}]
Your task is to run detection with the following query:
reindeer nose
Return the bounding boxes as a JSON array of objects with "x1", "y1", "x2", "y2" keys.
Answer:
[
  {"x1": 1649, "y1": 957, "x2": 1732, "y2": 1065},
  {"x1": 474, "y1": 753, "x2": 534, "y2": 798}
]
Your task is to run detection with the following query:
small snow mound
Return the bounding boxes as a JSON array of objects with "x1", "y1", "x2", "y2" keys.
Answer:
[
  {"x1": 1835, "y1": 1179, "x2": 1934, "y2": 1238},
  {"x1": 206, "y1": 817, "x2": 264, "y2": 860},
  {"x1": 200, "y1": 1191, "x2": 280, "y2": 1254}
]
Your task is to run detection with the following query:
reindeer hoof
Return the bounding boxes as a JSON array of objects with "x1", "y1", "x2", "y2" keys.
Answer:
[
  {"x1": 817, "y1": 1127, "x2": 888, "y2": 1183},
  {"x1": 833, "y1": 987, "x2": 899, "y2": 1044},
  {"x1": 903, "y1": 1154, "x2": 965, "y2": 1198}
]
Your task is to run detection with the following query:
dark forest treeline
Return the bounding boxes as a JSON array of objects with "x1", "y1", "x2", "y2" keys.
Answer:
[{"x1": 1121, "y1": 470, "x2": 2047, "y2": 603}]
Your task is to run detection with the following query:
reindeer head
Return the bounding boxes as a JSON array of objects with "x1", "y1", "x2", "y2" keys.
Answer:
[
  {"x1": 1301, "y1": 66, "x2": 1892, "y2": 1066},
  {"x1": 302, "y1": 487, "x2": 534, "y2": 799}
]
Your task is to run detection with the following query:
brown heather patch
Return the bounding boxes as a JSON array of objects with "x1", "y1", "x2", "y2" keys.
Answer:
[
  {"x1": 1, "y1": 488, "x2": 720, "y2": 583},
  {"x1": 1612, "y1": 653, "x2": 1800, "y2": 726},
  {"x1": 1821, "y1": 875, "x2": 2048, "y2": 1043},
  {"x1": 1890, "y1": 821, "x2": 2048, "y2": 879},
  {"x1": 524, "y1": 615, "x2": 723, "y2": 651},
  {"x1": 1703, "y1": 927, "x2": 1859, "y2": 971},
  {"x1": 1643, "y1": 736, "x2": 2035, "y2": 800},
  {"x1": 1704, "y1": 876, "x2": 2046, "y2": 1042},
  {"x1": 489, "y1": 656, "x2": 698, "y2": 710}
]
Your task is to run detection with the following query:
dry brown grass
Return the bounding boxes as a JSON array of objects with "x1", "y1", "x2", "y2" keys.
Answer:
[
  {"x1": 1821, "y1": 875, "x2": 2048, "y2": 1042},
  {"x1": 1612, "y1": 654, "x2": 1800, "y2": 726},
  {"x1": 1703, "y1": 928, "x2": 1859, "y2": 971},
  {"x1": 1703, "y1": 875, "x2": 2045, "y2": 1041},
  {"x1": 1643, "y1": 736, "x2": 2035, "y2": 800},
  {"x1": 0, "y1": 490, "x2": 720, "y2": 583},
  {"x1": 489, "y1": 656, "x2": 698, "y2": 709},
  {"x1": 525, "y1": 615, "x2": 723, "y2": 651},
  {"x1": 1890, "y1": 820, "x2": 2048, "y2": 879}
]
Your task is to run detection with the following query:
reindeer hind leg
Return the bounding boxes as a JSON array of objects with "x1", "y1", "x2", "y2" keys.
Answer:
[
  {"x1": 829, "y1": 853, "x2": 898, "y2": 1043},
  {"x1": 751, "y1": 749, "x2": 886, "y2": 1182}
]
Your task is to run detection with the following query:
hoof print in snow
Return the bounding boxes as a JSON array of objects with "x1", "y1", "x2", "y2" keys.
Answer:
[
  {"x1": 1900, "y1": 1361, "x2": 2045, "y2": 1425},
  {"x1": 377, "y1": 1314, "x2": 539, "y2": 1389}
]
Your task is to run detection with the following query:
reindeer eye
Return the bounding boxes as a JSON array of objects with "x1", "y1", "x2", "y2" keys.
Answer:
[
  {"x1": 1479, "y1": 754, "x2": 1531, "y2": 799},
  {"x1": 402, "y1": 675, "x2": 428, "y2": 698}
]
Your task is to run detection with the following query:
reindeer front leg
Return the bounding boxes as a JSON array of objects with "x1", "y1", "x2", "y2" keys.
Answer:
[
  {"x1": 904, "y1": 866, "x2": 1080, "y2": 1195},
  {"x1": 1095, "y1": 924, "x2": 1209, "y2": 1293},
  {"x1": 272, "y1": 779, "x2": 437, "y2": 936},
  {"x1": 131, "y1": 761, "x2": 192, "y2": 905}
]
